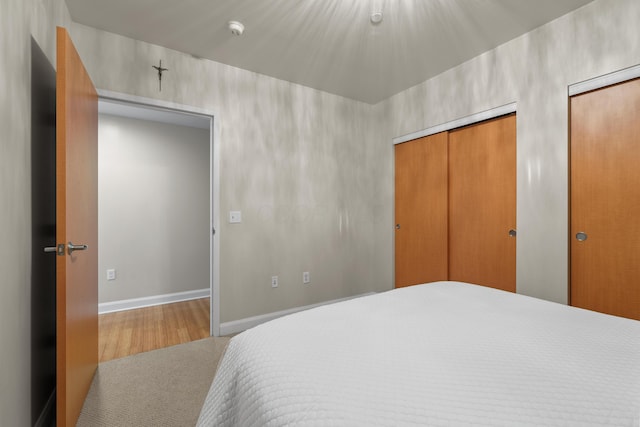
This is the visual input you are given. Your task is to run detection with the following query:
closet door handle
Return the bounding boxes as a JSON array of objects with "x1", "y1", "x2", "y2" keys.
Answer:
[
  {"x1": 575, "y1": 232, "x2": 587, "y2": 242},
  {"x1": 508, "y1": 229, "x2": 517, "y2": 237},
  {"x1": 395, "y1": 224, "x2": 401, "y2": 230}
]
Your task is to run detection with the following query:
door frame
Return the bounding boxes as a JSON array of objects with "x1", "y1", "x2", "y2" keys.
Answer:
[
  {"x1": 393, "y1": 102, "x2": 517, "y2": 145},
  {"x1": 569, "y1": 64, "x2": 640, "y2": 97},
  {"x1": 97, "y1": 89, "x2": 221, "y2": 336}
]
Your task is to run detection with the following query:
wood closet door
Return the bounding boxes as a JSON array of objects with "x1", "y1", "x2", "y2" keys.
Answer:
[
  {"x1": 395, "y1": 132, "x2": 448, "y2": 287},
  {"x1": 570, "y1": 78, "x2": 640, "y2": 320},
  {"x1": 448, "y1": 115, "x2": 516, "y2": 292}
]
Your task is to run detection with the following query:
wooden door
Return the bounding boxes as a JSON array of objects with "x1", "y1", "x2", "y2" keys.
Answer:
[
  {"x1": 448, "y1": 115, "x2": 516, "y2": 292},
  {"x1": 56, "y1": 26, "x2": 99, "y2": 426},
  {"x1": 395, "y1": 132, "x2": 448, "y2": 287},
  {"x1": 570, "y1": 79, "x2": 640, "y2": 320}
]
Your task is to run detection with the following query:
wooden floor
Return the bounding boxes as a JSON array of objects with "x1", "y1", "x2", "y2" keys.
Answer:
[{"x1": 99, "y1": 298, "x2": 210, "y2": 363}]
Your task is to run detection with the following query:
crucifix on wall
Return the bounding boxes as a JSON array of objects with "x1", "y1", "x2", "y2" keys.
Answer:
[{"x1": 152, "y1": 59, "x2": 168, "y2": 92}]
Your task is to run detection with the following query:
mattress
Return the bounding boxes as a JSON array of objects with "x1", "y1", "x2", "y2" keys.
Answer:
[{"x1": 197, "y1": 281, "x2": 640, "y2": 426}]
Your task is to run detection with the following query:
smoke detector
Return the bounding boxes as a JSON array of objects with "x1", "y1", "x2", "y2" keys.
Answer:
[
  {"x1": 228, "y1": 21, "x2": 245, "y2": 36},
  {"x1": 370, "y1": 11, "x2": 383, "y2": 25}
]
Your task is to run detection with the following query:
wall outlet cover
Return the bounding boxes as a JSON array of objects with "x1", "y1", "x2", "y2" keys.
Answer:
[
  {"x1": 229, "y1": 211, "x2": 242, "y2": 223},
  {"x1": 271, "y1": 276, "x2": 278, "y2": 288},
  {"x1": 303, "y1": 271, "x2": 310, "y2": 284},
  {"x1": 107, "y1": 269, "x2": 116, "y2": 281}
]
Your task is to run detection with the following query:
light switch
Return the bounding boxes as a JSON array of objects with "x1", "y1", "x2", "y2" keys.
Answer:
[
  {"x1": 229, "y1": 211, "x2": 242, "y2": 223},
  {"x1": 107, "y1": 269, "x2": 116, "y2": 281}
]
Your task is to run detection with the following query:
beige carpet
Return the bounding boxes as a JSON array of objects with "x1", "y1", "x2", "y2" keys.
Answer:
[{"x1": 77, "y1": 336, "x2": 231, "y2": 427}]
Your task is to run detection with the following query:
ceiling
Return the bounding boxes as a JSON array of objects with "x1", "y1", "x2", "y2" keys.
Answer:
[{"x1": 66, "y1": 0, "x2": 595, "y2": 104}]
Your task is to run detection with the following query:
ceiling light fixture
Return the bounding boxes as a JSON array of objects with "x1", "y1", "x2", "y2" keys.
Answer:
[
  {"x1": 228, "y1": 21, "x2": 245, "y2": 36},
  {"x1": 370, "y1": 11, "x2": 383, "y2": 25}
]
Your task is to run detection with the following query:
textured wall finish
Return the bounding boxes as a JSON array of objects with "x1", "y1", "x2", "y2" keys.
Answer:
[
  {"x1": 0, "y1": 0, "x2": 72, "y2": 425},
  {"x1": 63, "y1": 0, "x2": 595, "y2": 104},
  {"x1": 378, "y1": 0, "x2": 640, "y2": 304},
  {"x1": 70, "y1": 23, "x2": 383, "y2": 322},
  {"x1": 69, "y1": 0, "x2": 640, "y2": 323},
  {"x1": 1, "y1": 1, "x2": 638, "y2": 423},
  {"x1": 98, "y1": 114, "x2": 210, "y2": 303}
]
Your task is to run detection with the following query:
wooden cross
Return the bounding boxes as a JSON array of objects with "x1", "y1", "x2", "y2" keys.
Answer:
[{"x1": 152, "y1": 60, "x2": 168, "y2": 92}]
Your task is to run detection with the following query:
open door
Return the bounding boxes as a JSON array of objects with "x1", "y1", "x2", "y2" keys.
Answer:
[{"x1": 56, "y1": 26, "x2": 99, "y2": 426}]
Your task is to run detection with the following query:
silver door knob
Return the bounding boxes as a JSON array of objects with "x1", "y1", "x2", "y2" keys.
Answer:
[
  {"x1": 575, "y1": 232, "x2": 587, "y2": 242},
  {"x1": 508, "y1": 229, "x2": 517, "y2": 237},
  {"x1": 67, "y1": 242, "x2": 88, "y2": 255},
  {"x1": 44, "y1": 244, "x2": 65, "y2": 256}
]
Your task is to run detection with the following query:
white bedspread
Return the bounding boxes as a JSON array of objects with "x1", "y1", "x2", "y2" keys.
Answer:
[{"x1": 197, "y1": 282, "x2": 640, "y2": 426}]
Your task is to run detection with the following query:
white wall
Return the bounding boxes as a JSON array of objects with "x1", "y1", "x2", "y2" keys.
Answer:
[
  {"x1": 0, "y1": 0, "x2": 71, "y2": 424},
  {"x1": 376, "y1": 0, "x2": 640, "y2": 304},
  {"x1": 98, "y1": 114, "x2": 210, "y2": 303}
]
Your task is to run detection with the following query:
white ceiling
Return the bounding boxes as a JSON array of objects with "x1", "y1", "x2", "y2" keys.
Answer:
[{"x1": 66, "y1": 0, "x2": 594, "y2": 104}]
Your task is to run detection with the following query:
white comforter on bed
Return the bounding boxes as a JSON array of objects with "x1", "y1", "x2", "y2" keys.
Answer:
[{"x1": 197, "y1": 281, "x2": 640, "y2": 426}]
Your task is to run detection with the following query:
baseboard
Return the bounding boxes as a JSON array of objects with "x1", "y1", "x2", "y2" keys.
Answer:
[
  {"x1": 99, "y1": 288, "x2": 210, "y2": 314},
  {"x1": 34, "y1": 388, "x2": 55, "y2": 427},
  {"x1": 219, "y1": 292, "x2": 376, "y2": 336}
]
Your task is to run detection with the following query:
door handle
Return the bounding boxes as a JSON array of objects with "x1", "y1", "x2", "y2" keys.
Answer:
[
  {"x1": 395, "y1": 224, "x2": 401, "y2": 230},
  {"x1": 508, "y1": 229, "x2": 517, "y2": 237},
  {"x1": 575, "y1": 232, "x2": 587, "y2": 242},
  {"x1": 44, "y1": 244, "x2": 65, "y2": 256},
  {"x1": 67, "y1": 242, "x2": 88, "y2": 255}
]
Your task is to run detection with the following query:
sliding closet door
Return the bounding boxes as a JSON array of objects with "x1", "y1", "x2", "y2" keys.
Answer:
[
  {"x1": 395, "y1": 132, "x2": 448, "y2": 287},
  {"x1": 570, "y1": 78, "x2": 640, "y2": 320},
  {"x1": 448, "y1": 115, "x2": 516, "y2": 292}
]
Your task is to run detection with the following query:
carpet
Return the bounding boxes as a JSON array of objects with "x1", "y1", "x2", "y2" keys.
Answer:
[{"x1": 77, "y1": 336, "x2": 231, "y2": 427}]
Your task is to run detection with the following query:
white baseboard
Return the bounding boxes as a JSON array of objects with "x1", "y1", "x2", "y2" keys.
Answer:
[
  {"x1": 219, "y1": 292, "x2": 376, "y2": 336},
  {"x1": 99, "y1": 288, "x2": 210, "y2": 314}
]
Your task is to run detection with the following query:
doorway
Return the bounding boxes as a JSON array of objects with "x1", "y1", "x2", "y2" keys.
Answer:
[
  {"x1": 96, "y1": 96, "x2": 220, "y2": 361},
  {"x1": 31, "y1": 37, "x2": 57, "y2": 427}
]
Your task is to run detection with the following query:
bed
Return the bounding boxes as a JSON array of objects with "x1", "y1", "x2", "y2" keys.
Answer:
[{"x1": 197, "y1": 281, "x2": 640, "y2": 426}]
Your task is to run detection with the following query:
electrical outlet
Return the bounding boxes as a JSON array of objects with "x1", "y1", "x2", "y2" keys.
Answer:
[
  {"x1": 303, "y1": 271, "x2": 310, "y2": 284},
  {"x1": 107, "y1": 269, "x2": 116, "y2": 281},
  {"x1": 271, "y1": 276, "x2": 278, "y2": 288}
]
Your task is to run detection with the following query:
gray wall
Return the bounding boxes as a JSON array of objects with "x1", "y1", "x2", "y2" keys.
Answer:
[
  {"x1": 2, "y1": 1, "x2": 640, "y2": 423},
  {"x1": 69, "y1": 0, "x2": 640, "y2": 320},
  {"x1": 376, "y1": 0, "x2": 640, "y2": 304},
  {"x1": 69, "y1": 23, "x2": 385, "y2": 323},
  {"x1": 0, "y1": 0, "x2": 71, "y2": 424},
  {"x1": 98, "y1": 114, "x2": 210, "y2": 303}
]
